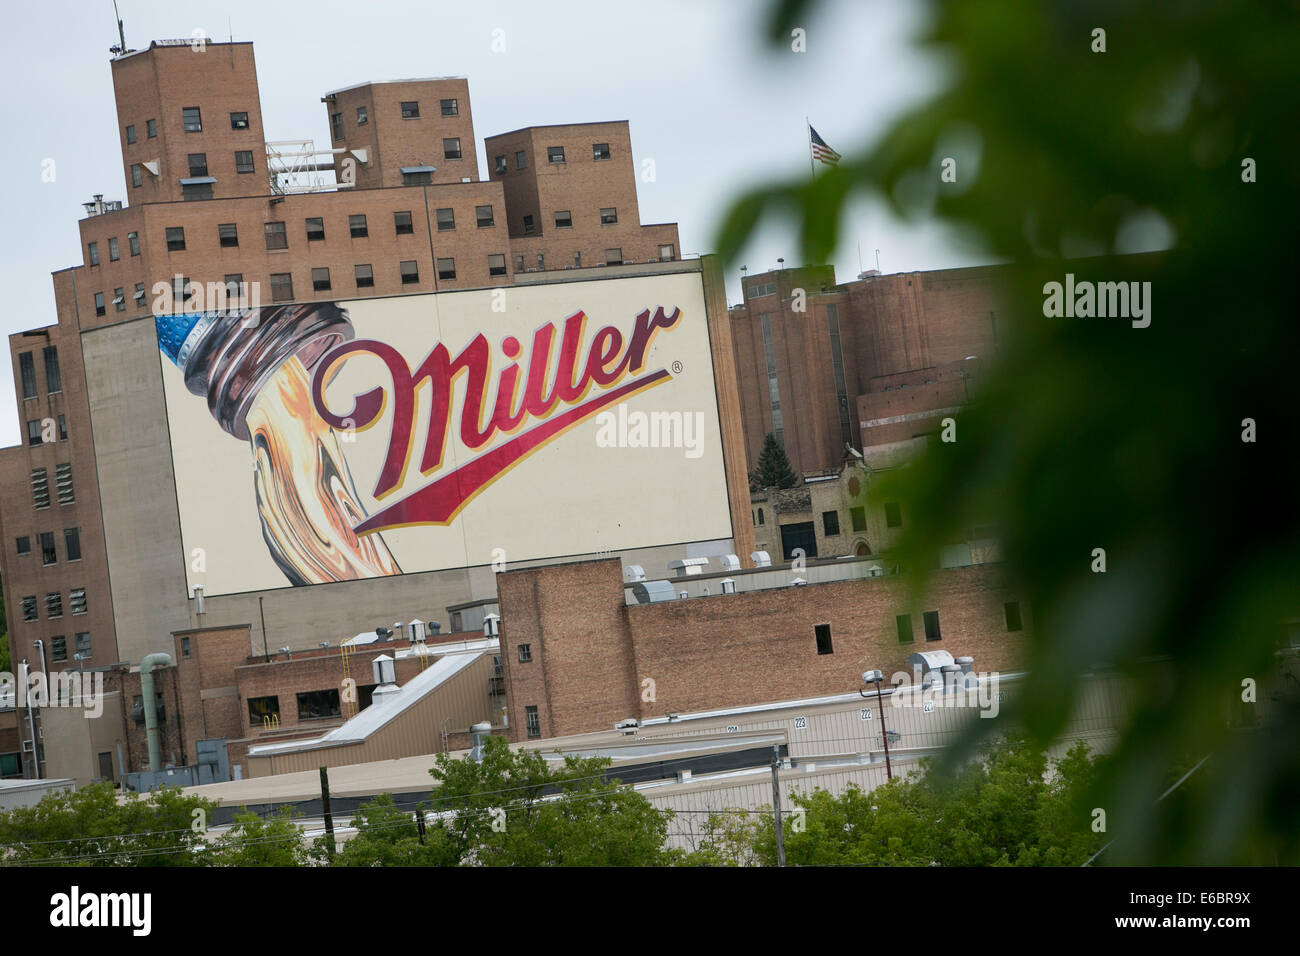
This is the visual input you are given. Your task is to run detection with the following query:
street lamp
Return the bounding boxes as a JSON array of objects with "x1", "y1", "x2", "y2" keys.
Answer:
[{"x1": 860, "y1": 669, "x2": 893, "y2": 780}]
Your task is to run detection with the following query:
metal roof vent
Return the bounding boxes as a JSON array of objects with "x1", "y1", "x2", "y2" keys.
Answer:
[
  {"x1": 908, "y1": 649, "x2": 955, "y2": 688},
  {"x1": 750, "y1": 550, "x2": 772, "y2": 567},
  {"x1": 469, "y1": 721, "x2": 492, "y2": 762},
  {"x1": 720, "y1": 578, "x2": 737, "y2": 594},
  {"x1": 631, "y1": 580, "x2": 677, "y2": 604},
  {"x1": 624, "y1": 564, "x2": 647, "y2": 583},
  {"x1": 668, "y1": 557, "x2": 709, "y2": 577},
  {"x1": 719, "y1": 554, "x2": 741, "y2": 571}
]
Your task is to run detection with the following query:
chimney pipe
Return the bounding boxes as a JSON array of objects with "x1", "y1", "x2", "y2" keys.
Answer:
[{"x1": 140, "y1": 653, "x2": 172, "y2": 771}]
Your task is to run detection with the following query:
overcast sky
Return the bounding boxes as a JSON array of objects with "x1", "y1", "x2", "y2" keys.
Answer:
[{"x1": 0, "y1": 0, "x2": 990, "y2": 446}]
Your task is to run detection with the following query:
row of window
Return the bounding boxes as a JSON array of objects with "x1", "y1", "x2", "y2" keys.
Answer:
[
  {"x1": 812, "y1": 603, "x2": 1024, "y2": 657},
  {"x1": 126, "y1": 109, "x2": 251, "y2": 142},
  {"x1": 247, "y1": 686, "x2": 379, "y2": 725},
  {"x1": 87, "y1": 233, "x2": 140, "y2": 266},
  {"x1": 18, "y1": 347, "x2": 60, "y2": 399},
  {"x1": 19, "y1": 586, "x2": 88, "y2": 622},
  {"x1": 29, "y1": 465, "x2": 74, "y2": 509},
  {"x1": 127, "y1": 151, "x2": 256, "y2": 192},
  {"x1": 41, "y1": 633, "x2": 94, "y2": 664},
  {"x1": 521, "y1": 207, "x2": 618, "y2": 235},
  {"x1": 751, "y1": 502, "x2": 901, "y2": 533},
  {"x1": 25, "y1": 416, "x2": 68, "y2": 445},
  {"x1": 15, "y1": 528, "x2": 81, "y2": 564},
  {"x1": 329, "y1": 98, "x2": 459, "y2": 140},
  {"x1": 494, "y1": 142, "x2": 612, "y2": 174}
]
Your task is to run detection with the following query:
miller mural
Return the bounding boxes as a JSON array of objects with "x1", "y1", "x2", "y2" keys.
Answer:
[{"x1": 155, "y1": 272, "x2": 732, "y2": 597}]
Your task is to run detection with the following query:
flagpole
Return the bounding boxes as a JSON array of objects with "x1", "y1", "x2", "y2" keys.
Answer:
[{"x1": 806, "y1": 116, "x2": 814, "y2": 181}]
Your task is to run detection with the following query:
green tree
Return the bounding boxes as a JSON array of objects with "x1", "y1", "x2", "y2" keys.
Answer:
[
  {"x1": 0, "y1": 782, "x2": 216, "y2": 867},
  {"x1": 209, "y1": 808, "x2": 309, "y2": 867},
  {"x1": 754, "y1": 432, "x2": 798, "y2": 489},
  {"x1": 319, "y1": 793, "x2": 458, "y2": 867},
  {"x1": 719, "y1": 0, "x2": 1300, "y2": 864},
  {"x1": 427, "y1": 735, "x2": 676, "y2": 866}
]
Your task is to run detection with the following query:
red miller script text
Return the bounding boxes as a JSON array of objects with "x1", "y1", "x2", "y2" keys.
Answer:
[{"x1": 311, "y1": 306, "x2": 683, "y2": 533}]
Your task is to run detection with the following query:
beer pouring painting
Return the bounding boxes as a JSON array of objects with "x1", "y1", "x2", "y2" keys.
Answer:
[{"x1": 154, "y1": 274, "x2": 732, "y2": 596}]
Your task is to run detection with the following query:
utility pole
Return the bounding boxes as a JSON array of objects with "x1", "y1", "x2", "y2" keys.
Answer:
[
  {"x1": 771, "y1": 744, "x2": 786, "y2": 867},
  {"x1": 415, "y1": 808, "x2": 427, "y2": 845},
  {"x1": 320, "y1": 766, "x2": 335, "y2": 859}
]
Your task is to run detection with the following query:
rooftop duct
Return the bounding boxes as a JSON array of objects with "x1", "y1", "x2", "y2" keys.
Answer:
[
  {"x1": 631, "y1": 580, "x2": 677, "y2": 604},
  {"x1": 750, "y1": 550, "x2": 772, "y2": 567}
]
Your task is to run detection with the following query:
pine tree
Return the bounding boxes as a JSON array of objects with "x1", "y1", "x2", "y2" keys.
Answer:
[{"x1": 755, "y1": 433, "x2": 798, "y2": 489}]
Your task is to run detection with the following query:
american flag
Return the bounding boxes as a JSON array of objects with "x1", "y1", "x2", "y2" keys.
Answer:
[{"x1": 809, "y1": 125, "x2": 841, "y2": 166}]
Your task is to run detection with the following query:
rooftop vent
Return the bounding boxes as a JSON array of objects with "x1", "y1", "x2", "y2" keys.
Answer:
[
  {"x1": 631, "y1": 580, "x2": 677, "y2": 604},
  {"x1": 624, "y1": 564, "x2": 647, "y2": 583},
  {"x1": 750, "y1": 550, "x2": 772, "y2": 567},
  {"x1": 719, "y1": 554, "x2": 741, "y2": 571},
  {"x1": 668, "y1": 557, "x2": 709, "y2": 577}
]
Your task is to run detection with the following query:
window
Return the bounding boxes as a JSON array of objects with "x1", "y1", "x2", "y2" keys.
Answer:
[
  {"x1": 522, "y1": 215, "x2": 535, "y2": 235},
  {"x1": 435, "y1": 207, "x2": 455, "y2": 231},
  {"x1": 400, "y1": 101, "x2": 420, "y2": 119},
  {"x1": 518, "y1": 644, "x2": 533, "y2": 663},
  {"x1": 573, "y1": 251, "x2": 581, "y2": 268},
  {"x1": 305, "y1": 217, "x2": 325, "y2": 241},
  {"x1": 230, "y1": 111, "x2": 249, "y2": 130},
  {"x1": 22, "y1": 596, "x2": 37, "y2": 622},
  {"x1": 354, "y1": 264, "x2": 374, "y2": 288},
  {"x1": 537, "y1": 253, "x2": 545, "y2": 271},
  {"x1": 476, "y1": 205, "x2": 494, "y2": 227},
  {"x1": 356, "y1": 106, "x2": 368, "y2": 125},
  {"x1": 76, "y1": 633, "x2": 91, "y2": 656},
  {"x1": 270, "y1": 273, "x2": 294, "y2": 302},
  {"x1": 443, "y1": 137, "x2": 462, "y2": 160},
  {"x1": 46, "y1": 592, "x2": 62, "y2": 618},
  {"x1": 20, "y1": 353, "x2": 36, "y2": 398},
  {"x1": 394, "y1": 211, "x2": 413, "y2": 235},
  {"x1": 181, "y1": 636, "x2": 191, "y2": 657},
  {"x1": 605, "y1": 248, "x2": 623, "y2": 265},
  {"x1": 146, "y1": 118, "x2": 156, "y2": 138},
  {"x1": 896, "y1": 614, "x2": 914, "y2": 644},
  {"x1": 15, "y1": 535, "x2": 30, "y2": 556},
  {"x1": 850, "y1": 506, "x2": 867, "y2": 532},
  {"x1": 128, "y1": 231, "x2": 140, "y2": 255},
  {"x1": 885, "y1": 502, "x2": 903, "y2": 528},
  {"x1": 94, "y1": 292, "x2": 105, "y2": 316},
  {"x1": 515, "y1": 254, "x2": 524, "y2": 273},
  {"x1": 165, "y1": 226, "x2": 186, "y2": 251},
  {"x1": 108, "y1": 237, "x2": 119, "y2": 261},
  {"x1": 749, "y1": 282, "x2": 777, "y2": 298},
  {"x1": 488, "y1": 254, "x2": 507, "y2": 277},
  {"x1": 265, "y1": 221, "x2": 288, "y2": 250},
  {"x1": 311, "y1": 267, "x2": 331, "y2": 292},
  {"x1": 547, "y1": 146, "x2": 565, "y2": 163},
  {"x1": 822, "y1": 511, "x2": 840, "y2": 536},
  {"x1": 70, "y1": 588, "x2": 87, "y2": 615},
  {"x1": 56, "y1": 463, "x2": 74, "y2": 505},
  {"x1": 554, "y1": 210, "x2": 572, "y2": 228},
  {"x1": 593, "y1": 142, "x2": 611, "y2": 160},
  {"x1": 218, "y1": 223, "x2": 238, "y2": 247},
  {"x1": 349, "y1": 214, "x2": 368, "y2": 238},
  {"x1": 65, "y1": 528, "x2": 82, "y2": 562},
  {"x1": 402, "y1": 169, "x2": 431, "y2": 187},
  {"x1": 330, "y1": 112, "x2": 343, "y2": 140},
  {"x1": 182, "y1": 106, "x2": 202, "y2": 131},
  {"x1": 173, "y1": 276, "x2": 193, "y2": 304},
  {"x1": 134, "y1": 283, "x2": 146, "y2": 306},
  {"x1": 399, "y1": 260, "x2": 419, "y2": 284},
  {"x1": 125, "y1": 124, "x2": 136, "y2": 144},
  {"x1": 440, "y1": 98, "x2": 458, "y2": 116},
  {"x1": 131, "y1": 164, "x2": 143, "y2": 187},
  {"x1": 436, "y1": 258, "x2": 456, "y2": 280},
  {"x1": 58, "y1": 415, "x2": 67, "y2": 440},
  {"x1": 113, "y1": 288, "x2": 125, "y2": 312},
  {"x1": 32, "y1": 468, "x2": 49, "y2": 508},
  {"x1": 182, "y1": 182, "x2": 213, "y2": 201},
  {"x1": 235, "y1": 150, "x2": 254, "y2": 173},
  {"x1": 655, "y1": 244, "x2": 674, "y2": 262},
  {"x1": 247, "y1": 695, "x2": 279, "y2": 725},
  {"x1": 187, "y1": 153, "x2": 208, "y2": 177},
  {"x1": 296, "y1": 689, "x2": 341, "y2": 720},
  {"x1": 1005, "y1": 601, "x2": 1023, "y2": 632},
  {"x1": 815, "y1": 623, "x2": 834, "y2": 655},
  {"x1": 923, "y1": 610, "x2": 942, "y2": 642},
  {"x1": 600, "y1": 207, "x2": 618, "y2": 224},
  {"x1": 224, "y1": 275, "x2": 244, "y2": 301},
  {"x1": 525, "y1": 705, "x2": 540, "y2": 738},
  {"x1": 87, "y1": 242, "x2": 99, "y2": 266},
  {"x1": 51, "y1": 636, "x2": 67, "y2": 662},
  {"x1": 27, "y1": 420, "x2": 42, "y2": 446},
  {"x1": 40, "y1": 532, "x2": 57, "y2": 565},
  {"x1": 494, "y1": 155, "x2": 506, "y2": 174},
  {"x1": 515, "y1": 150, "x2": 527, "y2": 169}
]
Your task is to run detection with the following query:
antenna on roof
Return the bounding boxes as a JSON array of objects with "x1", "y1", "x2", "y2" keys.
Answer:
[{"x1": 110, "y1": 0, "x2": 127, "y2": 55}]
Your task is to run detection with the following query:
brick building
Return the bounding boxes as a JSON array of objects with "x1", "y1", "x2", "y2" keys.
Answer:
[
  {"x1": 0, "y1": 36, "x2": 750, "y2": 783},
  {"x1": 497, "y1": 556, "x2": 1028, "y2": 742},
  {"x1": 728, "y1": 263, "x2": 1010, "y2": 476}
]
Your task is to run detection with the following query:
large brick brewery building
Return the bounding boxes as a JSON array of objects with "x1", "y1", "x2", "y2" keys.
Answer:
[{"x1": 0, "y1": 33, "x2": 1022, "y2": 787}]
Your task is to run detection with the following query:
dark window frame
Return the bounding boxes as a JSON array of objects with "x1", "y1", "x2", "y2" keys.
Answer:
[{"x1": 814, "y1": 623, "x2": 834, "y2": 655}]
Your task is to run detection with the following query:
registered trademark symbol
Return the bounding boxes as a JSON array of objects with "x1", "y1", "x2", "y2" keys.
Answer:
[{"x1": 671, "y1": 360, "x2": 683, "y2": 374}]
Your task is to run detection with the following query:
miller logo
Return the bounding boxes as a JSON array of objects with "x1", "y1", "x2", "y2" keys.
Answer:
[{"x1": 311, "y1": 306, "x2": 683, "y2": 533}]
